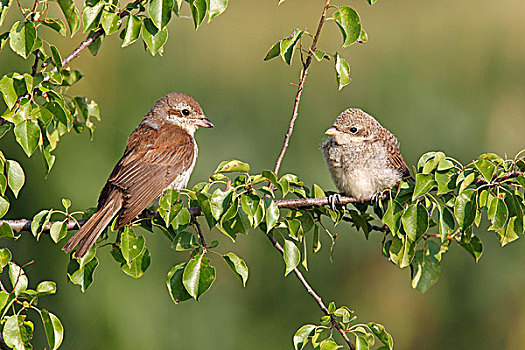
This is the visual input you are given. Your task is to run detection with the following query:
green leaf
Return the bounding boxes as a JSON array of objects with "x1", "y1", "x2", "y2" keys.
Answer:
[
  {"x1": 37, "y1": 281, "x2": 56, "y2": 295},
  {"x1": 435, "y1": 171, "x2": 455, "y2": 195},
  {"x1": 437, "y1": 203, "x2": 455, "y2": 240},
  {"x1": 368, "y1": 323, "x2": 393, "y2": 349},
  {"x1": 401, "y1": 203, "x2": 428, "y2": 242},
  {"x1": 355, "y1": 335, "x2": 368, "y2": 350},
  {"x1": 0, "y1": 75, "x2": 17, "y2": 109},
  {"x1": 8, "y1": 262, "x2": 28, "y2": 296},
  {"x1": 421, "y1": 152, "x2": 444, "y2": 174},
  {"x1": 265, "y1": 198, "x2": 279, "y2": 232},
  {"x1": 458, "y1": 172, "x2": 475, "y2": 193},
  {"x1": 121, "y1": 247, "x2": 151, "y2": 278},
  {"x1": 412, "y1": 173, "x2": 436, "y2": 201},
  {"x1": 454, "y1": 188, "x2": 476, "y2": 230},
  {"x1": 294, "y1": 324, "x2": 316, "y2": 350},
  {"x1": 383, "y1": 199, "x2": 403, "y2": 235},
  {"x1": 279, "y1": 29, "x2": 303, "y2": 65},
  {"x1": 0, "y1": 222, "x2": 17, "y2": 239},
  {"x1": 333, "y1": 6, "x2": 361, "y2": 47},
  {"x1": 9, "y1": 21, "x2": 37, "y2": 58},
  {"x1": 188, "y1": 0, "x2": 207, "y2": 29},
  {"x1": 214, "y1": 159, "x2": 250, "y2": 173},
  {"x1": 283, "y1": 239, "x2": 300, "y2": 276},
  {"x1": 458, "y1": 234, "x2": 483, "y2": 262},
  {"x1": 334, "y1": 53, "x2": 350, "y2": 90},
  {"x1": 14, "y1": 118, "x2": 40, "y2": 157},
  {"x1": 223, "y1": 252, "x2": 249, "y2": 287},
  {"x1": 0, "y1": 0, "x2": 12, "y2": 26},
  {"x1": 120, "y1": 227, "x2": 145, "y2": 264},
  {"x1": 0, "y1": 196, "x2": 8, "y2": 219},
  {"x1": 321, "y1": 338, "x2": 343, "y2": 350},
  {"x1": 121, "y1": 14, "x2": 141, "y2": 47},
  {"x1": 171, "y1": 231, "x2": 199, "y2": 250},
  {"x1": 82, "y1": 3, "x2": 104, "y2": 33},
  {"x1": 50, "y1": 221, "x2": 67, "y2": 243},
  {"x1": 142, "y1": 18, "x2": 168, "y2": 55},
  {"x1": 148, "y1": 0, "x2": 174, "y2": 29},
  {"x1": 208, "y1": 0, "x2": 228, "y2": 21},
  {"x1": 210, "y1": 187, "x2": 231, "y2": 220},
  {"x1": 3, "y1": 315, "x2": 25, "y2": 350},
  {"x1": 183, "y1": 254, "x2": 215, "y2": 300},
  {"x1": 167, "y1": 262, "x2": 192, "y2": 303},
  {"x1": 410, "y1": 249, "x2": 441, "y2": 293},
  {"x1": 197, "y1": 192, "x2": 216, "y2": 228},
  {"x1": 389, "y1": 236, "x2": 415, "y2": 268},
  {"x1": 5, "y1": 159, "x2": 23, "y2": 197},
  {"x1": 101, "y1": 10, "x2": 120, "y2": 35},
  {"x1": 41, "y1": 18, "x2": 67, "y2": 36},
  {"x1": 31, "y1": 209, "x2": 51, "y2": 238},
  {"x1": 488, "y1": 197, "x2": 508, "y2": 231},
  {"x1": 67, "y1": 256, "x2": 98, "y2": 292},
  {"x1": 264, "y1": 40, "x2": 280, "y2": 61},
  {"x1": 87, "y1": 31, "x2": 103, "y2": 55},
  {"x1": 57, "y1": 0, "x2": 80, "y2": 36},
  {"x1": 474, "y1": 159, "x2": 496, "y2": 182},
  {"x1": 367, "y1": 0, "x2": 378, "y2": 4},
  {"x1": 0, "y1": 247, "x2": 11, "y2": 272},
  {"x1": 39, "y1": 309, "x2": 63, "y2": 350}
]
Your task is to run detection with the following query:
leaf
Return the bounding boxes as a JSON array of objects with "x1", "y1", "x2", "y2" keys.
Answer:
[
  {"x1": 142, "y1": 18, "x2": 168, "y2": 55},
  {"x1": 294, "y1": 324, "x2": 316, "y2": 350},
  {"x1": 31, "y1": 210, "x2": 51, "y2": 238},
  {"x1": 121, "y1": 247, "x2": 151, "y2": 278},
  {"x1": 333, "y1": 6, "x2": 361, "y2": 47},
  {"x1": 121, "y1": 15, "x2": 141, "y2": 47},
  {"x1": 101, "y1": 10, "x2": 120, "y2": 35},
  {"x1": 382, "y1": 199, "x2": 403, "y2": 235},
  {"x1": 3, "y1": 315, "x2": 25, "y2": 350},
  {"x1": 210, "y1": 187, "x2": 231, "y2": 220},
  {"x1": 283, "y1": 239, "x2": 300, "y2": 276},
  {"x1": 67, "y1": 256, "x2": 98, "y2": 292},
  {"x1": 41, "y1": 18, "x2": 67, "y2": 36},
  {"x1": 8, "y1": 262, "x2": 27, "y2": 296},
  {"x1": 188, "y1": 0, "x2": 207, "y2": 29},
  {"x1": 264, "y1": 40, "x2": 280, "y2": 61},
  {"x1": 389, "y1": 236, "x2": 415, "y2": 268},
  {"x1": 0, "y1": 0, "x2": 12, "y2": 26},
  {"x1": 57, "y1": 0, "x2": 80, "y2": 36},
  {"x1": 334, "y1": 53, "x2": 350, "y2": 90},
  {"x1": 167, "y1": 263, "x2": 192, "y2": 303},
  {"x1": 197, "y1": 192, "x2": 216, "y2": 228},
  {"x1": 37, "y1": 281, "x2": 56, "y2": 295},
  {"x1": 368, "y1": 323, "x2": 393, "y2": 349},
  {"x1": 401, "y1": 203, "x2": 428, "y2": 242},
  {"x1": 454, "y1": 188, "x2": 476, "y2": 230},
  {"x1": 265, "y1": 198, "x2": 279, "y2": 232},
  {"x1": 367, "y1": 0, "x2": 378, "y2": 4},
  {"x1": 208, "y1": 0, "x2": 228, "y2": 21},
  {"x1": 0, "y1": 247, "x2": 11, "y2": 272},
  {"x1": 355, "y1": 336, "x2": 368, "y2": 350},
  {"x1": 6, "y1": 159, "x2": 24, "y2": 197},
  {"x1": 82, "y1": 3, "x2": 104, "y2": 33},
  {"x1": 87, "y1": 32, "x2": 103, "y2": 55},
  {"x1": 39, "y1": 309, "x2": 63, "y2": 350},
  {"x1": 120, "y1": 227, "x2": 145, "y2": 264},
  {"x1": 0, "y1": 196, "x2": 8, "y2": 219},
  {"x1": 148, "y1": 0, "x2": 174, "y2": 29},
  {"x1": 474, "y1": 159, "x2": 495, "y2": 182},
  {"x1": 0, "y1": 222, "x2": 17, "y2": 239},
  {"x1": 458, "y1": 234, "x2": 483, "y2": 262},
  {"x1": 437, "y1": 203, "x2": 455, "y2": 240},
  {"x1": 9, "y1": 21, "x2": 36, "y2": 58},
  {"x1": 182, "y1": 254, "x2": 215, "y2": 300},
  {"x1": 279, "y1": 29, "x2": 303, "y2": 65},
  {"x1": 410, "y1": 250, "x2": 441, "y2": 293},
  {"x1": 171, "y1": 231, "x2": 199, "y2": 251},
  {"x1": 412, "y1": 173, "x2": 436, "y2": 201},
  {"x1": 487, "y1": 197, "x2": 508, "y2": 231},
  {"x1": 214, "y1": 159, "x2": 250, "y2": 173},
  {"x1": 14, "y1": 118, "x2": 40, "y2": 157},
  {"x1": 223, "y1": 252, "x2": 249, "y2": 287},
  {"x1": 0, "y1": 75, "x2": 17, "y2": 109}
]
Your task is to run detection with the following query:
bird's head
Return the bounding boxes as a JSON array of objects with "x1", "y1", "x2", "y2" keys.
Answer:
[
  {"x1": 325, "y1": 108, "x2": 380, "y2": 145},
  {"x1": 145, "y1": 92, "x2": 214, "y2": 135}
]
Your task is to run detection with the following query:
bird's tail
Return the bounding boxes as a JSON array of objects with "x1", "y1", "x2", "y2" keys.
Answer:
[{"x1": 63, "y1": 192, "x2": 122, "y2": 259}]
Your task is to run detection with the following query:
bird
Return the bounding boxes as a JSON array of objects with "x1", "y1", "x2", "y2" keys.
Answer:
[
  {"x1": 321, "y1": 108, "x2": 410, "y2": 201},
  {"x1": 63, "y1": 92, "x2": 213, "y2": 258}
]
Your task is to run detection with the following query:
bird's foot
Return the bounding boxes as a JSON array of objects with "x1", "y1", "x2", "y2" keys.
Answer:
[{"x1": 328, "y1": 193, "x2": 343, "y2": 211}]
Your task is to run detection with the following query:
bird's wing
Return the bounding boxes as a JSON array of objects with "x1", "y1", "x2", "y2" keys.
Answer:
[
  {"x1": 377, "y1": 127, "x2": 411, "y2": 178},
  {"x1": 98, "y1": 123, "x2": 195, "y2": 227}
]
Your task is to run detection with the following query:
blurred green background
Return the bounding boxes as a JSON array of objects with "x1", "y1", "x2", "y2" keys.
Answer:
[{"x1": 2, "y1": 0, "x2": 525, "y2": 348}]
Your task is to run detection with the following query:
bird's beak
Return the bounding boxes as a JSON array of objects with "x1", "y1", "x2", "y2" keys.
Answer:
[
  {"x1": 195, "y1": 117, "x2": 214, "y2": 128},
  {"x1": 325, "y1": 127, "x2": 342, "y2": 136}
]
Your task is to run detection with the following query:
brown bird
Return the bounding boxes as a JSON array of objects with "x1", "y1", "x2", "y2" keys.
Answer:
[
  {"x1": 321, "y1": 108, "x2": 410, "y2": 201},
  {"x1": 63, "y1": 92, "x2": 213, "y2": 258}
]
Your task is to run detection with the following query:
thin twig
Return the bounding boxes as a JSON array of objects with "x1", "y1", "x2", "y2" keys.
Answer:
[
  {"x1": 272, "y1": 0, "x2": 331, "y2": 175},
  {"x1": 31, "y1": 50, "x2": 40, "y2": 76},
  {"x1": 192, "y1": 216, "x2": 207, "y2": 250},
  {"x1": 267, "y1": 234, "x2": 356, "y2": 350}
]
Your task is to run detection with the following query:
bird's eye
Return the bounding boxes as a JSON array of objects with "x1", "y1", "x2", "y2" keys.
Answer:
[
  {"x1": 181, "y1": 109, "x2": 190, "y2": 116},
  {"x1": 349, "y1": 127, "x2": 358, "y2": 134}
]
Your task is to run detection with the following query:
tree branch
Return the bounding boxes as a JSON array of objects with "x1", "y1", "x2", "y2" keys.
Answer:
[
  {"x1": 272, "y1": 0, "x2": 331, "y2": 175},
  {"x1": 267, "y1": 234, "x2": 356, "y2": 350}
]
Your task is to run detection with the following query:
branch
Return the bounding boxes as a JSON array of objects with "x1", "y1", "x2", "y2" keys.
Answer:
[
  {"x1": 267, "y1": 234, "x2": 356, "y2": 350},
  {"x1": 272, "y1": 0, "x2": 331, "y2": 175}
]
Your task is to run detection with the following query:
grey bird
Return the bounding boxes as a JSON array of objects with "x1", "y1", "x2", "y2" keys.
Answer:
[
  {"x1": 63, "y1": 92, "x2": 214, "y2": 258},
  {"x1": 321, "y1": 108, "x2": 410, "y2": 201}
]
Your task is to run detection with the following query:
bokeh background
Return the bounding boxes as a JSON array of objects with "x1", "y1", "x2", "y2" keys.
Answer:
[{"x1": 2, "y1": 0, "x2": 525, "y2": 348}]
